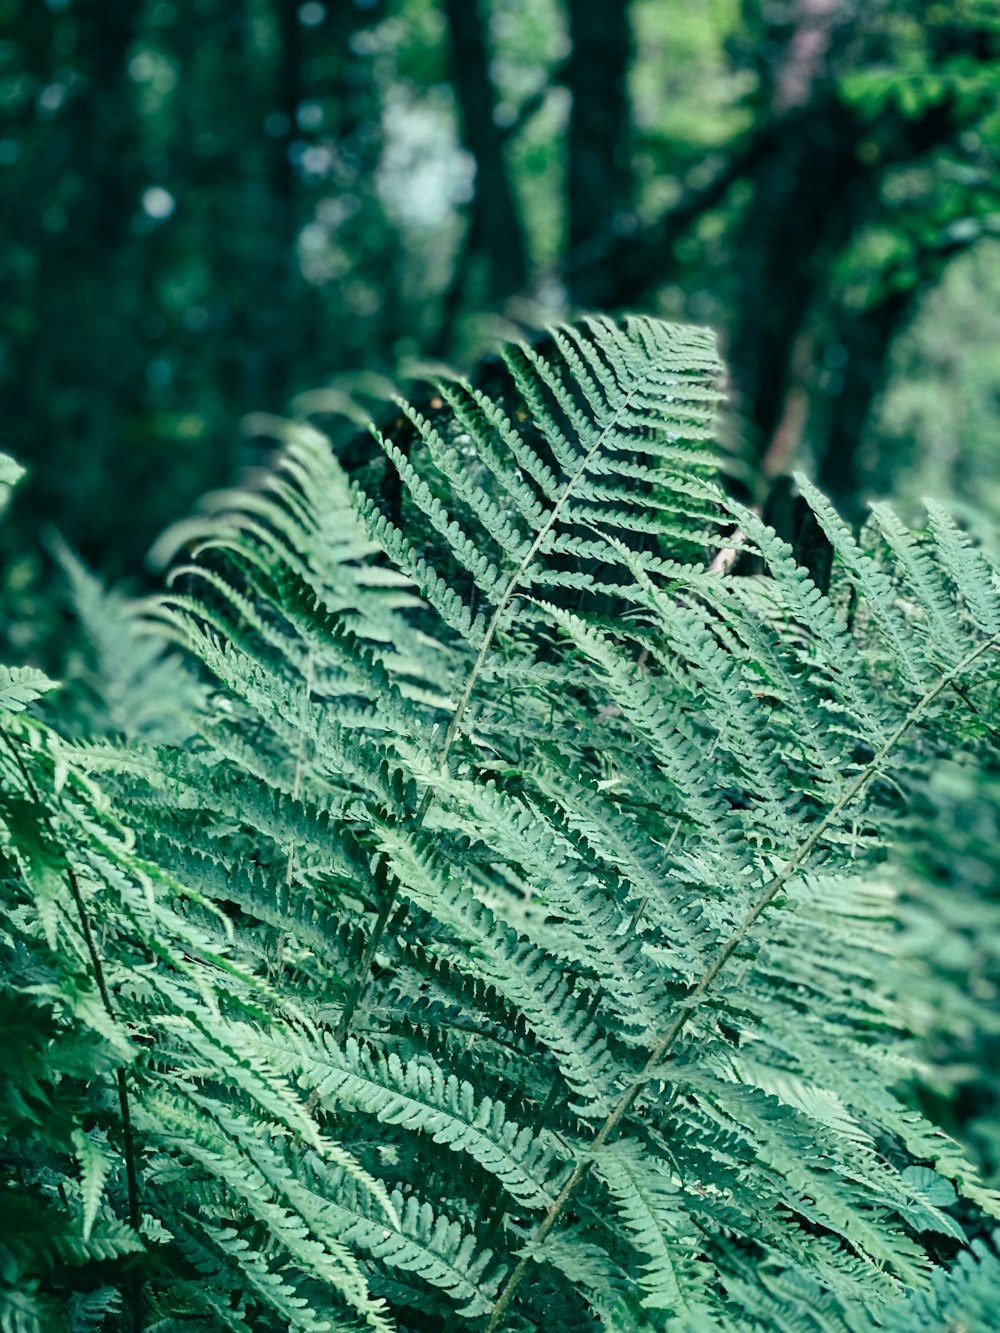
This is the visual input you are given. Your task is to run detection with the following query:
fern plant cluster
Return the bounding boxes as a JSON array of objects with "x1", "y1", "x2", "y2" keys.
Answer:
[
  {"x1": 891, "y1": 747, "x2": 1000, "y2": 1190},
  {"x1": 2, "y1": 317, "x2": 1000, "y2": 1332}
]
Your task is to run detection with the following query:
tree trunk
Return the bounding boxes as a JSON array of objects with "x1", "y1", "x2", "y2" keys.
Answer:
[
  {"x1": 564, "y1": 0, "x2": 633, "y2": 306},
  {"x1": 7, "y1": 0, "x2": 143, "y2": 570},
  {"x1": 442, "y1": 0, "x2": 528, "y2": 300},
  {"x1": 726, "y1": 98, "x2": 870, "y2": 462},
  {"x1": 816, "y1": 287, "x2": 915, "y2": 512},
  {"x1": 815, "y1": 232, "x2": 976, "y2": 513}
]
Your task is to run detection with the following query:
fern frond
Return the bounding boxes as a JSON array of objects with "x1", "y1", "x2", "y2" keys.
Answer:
[
  {"x1": 11, "y1": 317, "x2": 1000, "y2": 1332},
  {"x1": 0, "y1": 666, "x2": 59, "y2": 713},
  {"x1": 591, "y1": 1139, "x2": 712, "y2": 1316}
]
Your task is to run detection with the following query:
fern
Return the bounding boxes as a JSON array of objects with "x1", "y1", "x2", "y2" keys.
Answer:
[
  {"x1": 2, "y1": 314, "x2": 1000, "y2": 1331},
  {"x1": 49, "y1": 539, "x2": 206, "y2": 745},
  {"x1": 876, "y1": 1232, "x2": 1000, "y2": 1331},
  {"x1": 0, "y1": 665, "x2": 58, "y2": 713}
]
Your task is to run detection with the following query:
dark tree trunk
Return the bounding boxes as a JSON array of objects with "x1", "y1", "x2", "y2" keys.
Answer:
[
  {"x1": 815, "y1": 231, "x2": 975, "y2": 513},
  {"x1": 9, "y1": 0, "x2": 143, "y2": 569},
  {"x1": 564, "y1": 0, "x2": 633, "y2": 306},
  {"x1": 441, "y1": 0, "x2": 528, "y2": 300},
  {"x1": 726, "y1": 98, "x2": 871, "y2": 461},
  {"x1": 253, "y1": 0, "x2": 300, "y2": 409},
  {"x1": 816, "y1": 286, "x2": 916, "y2": 512}
]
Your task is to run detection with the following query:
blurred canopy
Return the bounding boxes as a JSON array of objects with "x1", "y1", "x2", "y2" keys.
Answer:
[{"x1": 2, "y1": 0, "x2": 1000, "y2": 577}]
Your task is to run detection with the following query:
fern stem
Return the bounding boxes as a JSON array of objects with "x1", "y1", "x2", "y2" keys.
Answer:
[
  {"x1": 339, "y1": 365, "x2": 654, "y2": 1036},
  {"x1": 0, "y1": 726, "x2": 143, "y2": 1329},
  {"x1": 484, "y1": 633, "x2": 999, "y2": 1331},
  {"x1": 951, "y1": 679, "x2": 1000, "y2": 745},
  {"x1": 274, "y1": 648, "x2": 314, "y2": 983}
]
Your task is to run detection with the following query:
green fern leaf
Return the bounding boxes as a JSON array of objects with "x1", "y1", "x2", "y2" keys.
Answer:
[
  {"x1": 70, "y1": 1128, "x2": 113, "y2": 1243},
  {"x1": 0, "y1": 667, "x2": 58, "y2": 714}
]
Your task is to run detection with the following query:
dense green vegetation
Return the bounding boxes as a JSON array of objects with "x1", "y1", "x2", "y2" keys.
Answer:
[
  {"x1": 3, "y1": 317, "x2": 1000, "y2": 1330},
  {"x1": 3, "y1": 3, "x2": 1000, "y2": 1328}
]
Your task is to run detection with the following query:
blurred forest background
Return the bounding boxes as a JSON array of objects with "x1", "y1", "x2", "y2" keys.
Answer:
[
  {"x1": 2, "y1": 0, "x2": 1000, "y2": 1200},
  {"x1": 4, "y1": 0, "x2": 1000, "y2": 594}
]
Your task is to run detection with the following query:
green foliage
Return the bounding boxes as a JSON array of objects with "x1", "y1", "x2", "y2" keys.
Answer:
[
  {"x1": 2, "y1": 318, "x2": 1000, "y2": 1329},
  {"x1": 49, "y1": 540, "x2": 207, "y2": 745},
  {"x1": 891, "y1": 751, "x2": 1000, "y2": 1186},
  {"x1": 0, "y1": 667, "x2": 58, "y2": 714},
  {"x1": 877, "y1": 1232, "x2": 1000, "y2": 1332}
]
